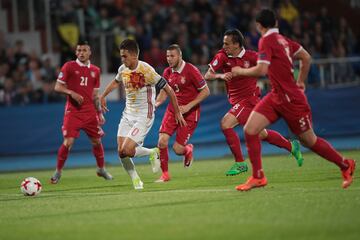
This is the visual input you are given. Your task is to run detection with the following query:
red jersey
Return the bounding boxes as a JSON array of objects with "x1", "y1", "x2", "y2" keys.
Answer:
[
  {"x1": 257, "y1": 28, "x2": 306, "y2": 104},
  {"x1": 57, "y1": 59, "x2": 100, "y2": 113},
  {"x1": 163, "y1": 61, "x2": 207, "y2": 114},
  {"x1": 209, "y1": 49, "x2": 259, "y2": 105}
]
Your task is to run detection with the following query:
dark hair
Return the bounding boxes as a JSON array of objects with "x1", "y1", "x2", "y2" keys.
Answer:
[
  {"x1": 119, "y1": 39, "x2": 139, "y2": 55},
  {"x1": 167, "y1": 44, "x2": 182, "y2": 55},
  {"x1": 224, "y1": 29, "x2": 245, "y2": 47},
  {"x1": 77, "y1": 40, "x2": 90, "y2": 46},
  {"x1": 256, "y1": 9, "x2": 276, "y2": 28}
]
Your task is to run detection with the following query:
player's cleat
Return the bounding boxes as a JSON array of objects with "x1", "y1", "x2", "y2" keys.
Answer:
[
  {"x1": 96, "y1": 168, "x2": 113, "y2": 180},
  {"x1": 184, "y1": 144, "x2": 194, "y2": 168},
  {"x1": 50, "y1": 170, "x2": 62, "y2": 184},
  {"x1": 226, "y1": 162, "x2": 248, "y2": 176},
  {"x1": 342, "y1": 159, "x2": 356, "y2": 189},
  {"x1": 149, "y1": 147, "x2": 161, "y2": 173},
  {"x1": 132, "y1": 177, "x2": 144, "y2": 190},
  {"x1": 236, "y1": 176, "x2": 268, "y2": 191},
  {"x1": 155, "y1": 172, "x2": 171, "y2": 183},
  {"x1": 290, "y1": 140, "x2": 304, "y2": 167}
]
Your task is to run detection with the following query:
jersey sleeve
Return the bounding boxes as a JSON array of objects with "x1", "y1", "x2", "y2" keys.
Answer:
[
  {"x1": 162, "y1": 68, "x2": 170, "y2": 81},
  {"x1": 257, "y1": 38, "x2": 272, "y2": 65},
  {"x1": 208, "y1": 52, "x2": 226, "y2": 72},
  {"x1": 57, "y1": 62, "x2": 70, "y2": 84},
  {"x1": 189, "y1": 64, "x2": 207, "y2": 90},
  {"x1": 144, "y1": 63, "x2": 162, "y2": 84},
  {"x1": 115, "y1": 65, "x2": 125, "y2": 82},
  {"x1": 287, "y1": 38, "x2": 303, "y2": 57}
]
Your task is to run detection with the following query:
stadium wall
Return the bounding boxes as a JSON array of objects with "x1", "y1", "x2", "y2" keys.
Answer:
[{"x1": 1, "y1": 87, "x2": 360, "y2": 156}]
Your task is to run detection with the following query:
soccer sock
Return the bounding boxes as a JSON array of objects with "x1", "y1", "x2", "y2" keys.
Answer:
[
  {"x1": 263, "y1": 129, "x2": 292, "y2": 152},
  {"x1": 119, "y1": 157, "x2": 140, "y2": 179},
  {"x1": 245, "y1": 132, "x2": 264, "y2": 178},
  {"x1": 222, "y1": 128, "x2": 244, "y2": 162},
  {"x1": 184, "y1": 144, "x2": 192, "y2": 156},
  {"x1": 134, "y1": 146, "x2": 153, "y2": 157},
  {"x1": 56, "y1": 144, "x2": 69, "y2": 171},
  {"x1": 159, "y1": 147, "x2": 169, "y2": 172},
  {"x1": 92, "y1": 143, "x2": 105, "y2": 168},
  {"x1": 310, "y1": 137, "x2": 348, "y2": 170}
]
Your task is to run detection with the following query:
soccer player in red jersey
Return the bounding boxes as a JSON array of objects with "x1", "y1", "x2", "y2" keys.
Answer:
[
  {"x1": 205, "y1": 29, "x2": 303, "y2": 176},
  {"x1": 50, "y1": 41, "x2": 113, "y2": 184},
  {"x1": 154, "y1": 44, "x2": 210, "y2": 182},
  {"x1": 232, "y1": 9, "x2": 355, "y2": 191}
]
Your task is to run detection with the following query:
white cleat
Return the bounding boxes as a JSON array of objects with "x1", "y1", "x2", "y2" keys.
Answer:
[
  {"x1": 132, "y1": 177, "x2": 144, "y2": 190},
  {"x1": 149, "y1": 147, "x2": 161, "y2": 173}
]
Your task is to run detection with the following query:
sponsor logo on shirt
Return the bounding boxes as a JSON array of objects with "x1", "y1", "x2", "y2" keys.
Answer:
[{"x1": 212, "y1": 59, "x2": 218, "y2": 66}]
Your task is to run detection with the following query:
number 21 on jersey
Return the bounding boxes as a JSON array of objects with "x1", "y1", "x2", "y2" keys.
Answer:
[{"x1": 80, "y1": 76, "x2": 88, "y2": 86}]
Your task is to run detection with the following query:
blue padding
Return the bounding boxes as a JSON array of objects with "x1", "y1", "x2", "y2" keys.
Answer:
[{"x1": 1, "y1": 87, "x2": 360, "y2": 156}]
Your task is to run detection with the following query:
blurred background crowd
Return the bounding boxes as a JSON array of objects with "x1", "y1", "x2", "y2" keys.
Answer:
[{"x1": 0, "y1": 0, "x2": 359, "y2": 106}]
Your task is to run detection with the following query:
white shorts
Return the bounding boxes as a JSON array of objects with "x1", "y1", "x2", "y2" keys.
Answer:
[{"x1": 117, "y1": 112, "x2": 154, "y2": 146}]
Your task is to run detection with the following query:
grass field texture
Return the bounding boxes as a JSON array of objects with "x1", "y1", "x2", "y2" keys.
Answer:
[{"x1": 0, "y1": 150, "x2": 359, "y2": 240}]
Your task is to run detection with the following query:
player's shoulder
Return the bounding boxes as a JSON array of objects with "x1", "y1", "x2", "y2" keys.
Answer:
[
  {"x1": 90, "y1": 63, "x2": 100, "y2": 72},
  {"x1": 244, "y1": 49, "x2": 258, "y2": 58},
  {"x1": 139, "y1": 60, "x2": 155, "y2": 70},
  {"x1": 163, "y1": 66, "x2": 172, "y2": 76},
  {"x1": 216, "y1": 49, "x2": 228, "y2": 58},
  {"x1": 62, "y1": 60, "x2": 77, "y2": 68},
  {"x1": 117, "y1": 64, "x2": 126, "y2": 73}
]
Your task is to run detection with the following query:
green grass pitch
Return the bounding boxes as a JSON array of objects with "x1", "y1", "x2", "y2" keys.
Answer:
[{"x1": 0, "y1": 150, "x2": 359, "y2": 240}]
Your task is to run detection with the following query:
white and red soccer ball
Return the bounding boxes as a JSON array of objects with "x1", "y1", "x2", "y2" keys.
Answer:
[{"x1": 20, "y1": 177, "x2": 42, "y2": 196}]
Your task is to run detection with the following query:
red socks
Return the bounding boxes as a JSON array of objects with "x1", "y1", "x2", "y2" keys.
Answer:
[
  {"x1": 245, "y1": 132, "x2": 264, "y2": 178},
  {"x1": 263, "y1": 129, "x2": 292, "y2": 152},
  {"x1": 222, "y1": 128, "x2": 244, "y2": 162},
  {"x1": 56, "y1": 144, "x2": 69, "y2": 171},
  {"x1": 310, "y1": 137, "x2": 348, "y2": 170},
  {"x1": 92, "y1": 143, "x2": 105, "y2": 168},
  {"x1": 160, "y1": 147, "x2": 169, "y2": 172}
]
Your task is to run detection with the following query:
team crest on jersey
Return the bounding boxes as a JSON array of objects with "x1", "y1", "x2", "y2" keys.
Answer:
[
  {"x1": 181, "y1": 77, "x2": 186, "y2": 84},
  {"x1": 244, "y1": 61, "x2": 250, "y2": 68},
  {"x1": 90, "y1": 71, "x2": 96, "y2": 78},
  {"x1": 58, "y1": 72, "x2": 63, "y2": 79},
  {"x1": 212, "y1": 59, "x2": 218, "y2": 66},
  {"x1": 126, "y1": 72, "x2": 145, "y2": 90},
  {"x1": 75, "y1": 71, "x2": 79, "y2": 74}
]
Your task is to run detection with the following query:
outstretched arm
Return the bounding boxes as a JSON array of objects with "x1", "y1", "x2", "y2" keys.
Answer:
[
  {"x1": 204, "y1": 67, "x2": 232, "y2": 81},
  {"x1": 163, "y1": 84, "x2": 187, "y2": 126},
  {"x1": 93, "y1": 88, "x2": 105, "y2": 125},
  {"x1": 54, "y1": 81, "x2": 84, "y2": 105},
  {"x1": 155, "y1": 89, "x2": 168, "y2": 108},
  {"x1": 180, "y1": 85, "x2": 210, "y2": 114},
  {"x1": 231, "y1": 62, "x2": 268, "y2": 78},
  {"x1": 100, "y1": 79, "x2": 120, "y2": 112},
  {"x1": 294, "y1": 48, "x2": 312, "y2": 90}
]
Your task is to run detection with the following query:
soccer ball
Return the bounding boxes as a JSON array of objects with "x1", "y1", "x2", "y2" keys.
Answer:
[{"x1": 20, "y1": 177, "x2": 42, "y2": 196}]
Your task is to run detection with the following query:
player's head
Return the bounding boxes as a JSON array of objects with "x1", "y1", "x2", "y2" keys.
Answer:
[
  {"x1": 223, "y1": 29, "x2": 245, "y2": 56},
  {"x1": 166, "y1": 44, "x2": 183, "y2": 69},
  {"x1": 119, "y1": 39, "x2": 139, "y2": 68},
  {"x1": 255, "y1": 9, "x2": 277, "y2": 33},
  {"x1": 76, "y1": 40, "x2": 91, "y2": 63}
]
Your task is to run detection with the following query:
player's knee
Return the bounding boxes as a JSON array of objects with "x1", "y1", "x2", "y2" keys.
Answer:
[
  {"x1": 299, "y1": 136, "x2": 316, "y2": 148},
  {"x1": 63, "y1": 139, "x2": 74, "y2": 149},
  {"x1": 172, "y1": 144, "x2": 184, "y2": 155},
  {"x1": 158, "y1": 138, "x2": 168, "y2": 149},
  {"x1": 244, "y1": 124, "x2": 257, "y2": 135},
  {"x1": 220, "y1": 118, "x2": 229, "y2": 130},
  {"x1": 90, "y1": 138, "x2": 101, "y2": 146},
  {"x1": 119, "y1": 147, "x2": 135, "y2": 158}
]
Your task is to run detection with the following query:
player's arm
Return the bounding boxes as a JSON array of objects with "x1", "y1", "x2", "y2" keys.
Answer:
[
  {"x1": 54, "y1": 81, "x2": 84, "y2": 105},
  {"x1": 100, "y1": 79, "x2": 120, "y2": 112},
  {"x1": 294, "y1": 48, "x2": 311, "y2": 90},
  {"x1": 231, "y1": 63, "x2": 268, "y2": 78},
  {"x1": 93, "y1": 88, "x2": 105, "y2": 125},
  {"x1": 180, "y1": 85, "x2": 210, "y2": 114},
  {"x1": 204, "y1": 67, "x2": 232, "y2": 81},
  {"x1": 155, "y1": 89, "x2": 167, "y2": 108}
]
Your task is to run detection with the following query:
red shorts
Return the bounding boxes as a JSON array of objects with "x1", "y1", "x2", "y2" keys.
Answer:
[
  {"x1": 159, "y1": 109, "x2": 199, "y2": 146},
  {"x1": 253, "y1": 93, "x2": 312, "y2": 135},
  {"x1": 228, "y1": 96, "x2": 259, "y2": 125},
  {"x1": 62, "y1": 111, "x2": 104, "y2": 139}
]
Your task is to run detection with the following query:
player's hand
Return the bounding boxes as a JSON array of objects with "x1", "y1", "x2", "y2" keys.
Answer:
[
  {"x1": 97, "y1": 112, "x2": 105, "y2": 125},
  {"x1": 231, "y1": 66, "x2": 243, "y2": 77},
  {"x1": 70, "y1": 91, "x2": 84, "y2": 105},
  {"x1": 100, "y1": 96, "x2": 109, "y2": 112},
  {"x1": 297, "y1": 82, "x2": 306, "y2": 91},
  {"x1": 179, "y1": 104, "x2": 191, "y2": 114},
  {"x1": 221, "y1": 72, "x2": 233, "y2": 81},
  {"x1": 175, "y1": 112, "x2": 187, "y2": 127}
]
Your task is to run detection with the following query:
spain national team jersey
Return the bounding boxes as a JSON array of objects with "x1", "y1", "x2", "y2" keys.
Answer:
[
  {"x1": 257, "y1": 28, "x2": 307, "y2": 104},
  {"x1": 163, "y1": 61, "x2": 207, "y2": 114},
  {"x1": 115, "y1": 61, "x2": 162, "y2": 118},
  {"x1": 57, "y1": 59, "x2": 100, "y2": 113},
  {"x1": 209, "y1": 48, "x2": 259, "y2": 105}
]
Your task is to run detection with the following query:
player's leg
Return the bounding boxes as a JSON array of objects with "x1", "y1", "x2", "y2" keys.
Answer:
[
  {"x1": 260, "y1": 129, "x2": 303, "y2": 167},
  {"x1": 51, "y1": 137, "x2": 74, "y2": 184},
  {"x1": 89, "y1": 137, "x2": 113, "y2": 180},
  {"x1": 298, "y1": 128, "x2": 355, "y2": 188},
  {"x1": 221, "y1": 112, "x2": 247, "y2": 176},
  {"x1": 156, "y1": 133, "x2": 171, "y2": 182}
]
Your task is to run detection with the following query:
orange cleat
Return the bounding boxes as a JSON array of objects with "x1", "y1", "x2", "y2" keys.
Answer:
[
  {"x1": 342, "y1": 159, "x2": 356, "y2": 189},
  {"x1": 155, "y1": 172, "x2": 171, "y2": 183},
  {"x1": 184, "y1": 144, "x2": 194, "y2": 168},
  {"x1": 236, "y1": 176, "x2": 268, "y2": 191}
]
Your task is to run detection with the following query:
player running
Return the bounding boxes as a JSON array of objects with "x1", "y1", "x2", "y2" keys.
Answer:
[
  {"x1": 50, "y1": 40, "x2": 113, "y2": 184},
  {"x1": 154, "y1": 44, "x2": 210, "y2": 182},
  {"x1": 100, "y1": 39, "x2": 186, "y2": 190},
  {"x1": 205, "y1": 29, "x2": 303, "y2": 176},
  {"x1": 232, "y1": 9, "x2": 355, "y2": 191}
]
